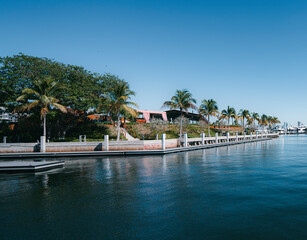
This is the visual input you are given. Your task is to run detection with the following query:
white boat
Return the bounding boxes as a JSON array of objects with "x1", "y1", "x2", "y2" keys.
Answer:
[
  {"x1": 297, "y1": 127, "x2": 306, "y2": 134},
  {"x1": 272, "y1": 126, "x2": 285, "y2": 135}
]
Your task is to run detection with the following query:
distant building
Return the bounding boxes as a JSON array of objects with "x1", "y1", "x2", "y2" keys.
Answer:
[
  {"x1": 136, "y1": 110, "x2": 167, "y2": 123},
  {"x1": 165, "y1": 110, "x2": 207, "y2": 124},
  {"x1": 0, "y1": 107, "x2": 18, "y2": 123},
  {"x1": 136, "y1": 110, "x2": 207, "y2": 124}
]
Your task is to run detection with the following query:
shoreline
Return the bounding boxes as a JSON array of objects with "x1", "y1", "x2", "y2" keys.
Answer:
[{"x1": 0, "y1": 137, "x2": 273, "y2": 160}]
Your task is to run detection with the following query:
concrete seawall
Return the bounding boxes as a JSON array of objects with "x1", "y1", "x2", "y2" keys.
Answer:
[
  {"x1": 0, "y1": 134, "x2": 277, "y2": 159},
  {"x1": 0, "y1": 133, "x2": 278, "y2": 153},
  {"x1": 0, "y1": 139, "x2": 179, "y2": 153}
]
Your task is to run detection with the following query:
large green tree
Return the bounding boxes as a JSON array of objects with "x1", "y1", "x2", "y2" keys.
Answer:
[
  {"x1": 199, "y1": 99, "x2": 219, "y2": 137},
  {"x1": 0, "y1": 53, "x2": 127, "y2": 140},
  {"x1": 0, "y1": 53, "x2": 104, "y2": 111},
  {"x1": 163, "y1": 89, "x2": 197, "y2": 138}
]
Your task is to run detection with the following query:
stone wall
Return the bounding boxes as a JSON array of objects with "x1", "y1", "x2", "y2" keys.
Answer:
[
  {"x1": 0, "y1": 134, "x2": 278, "y2": 153},
  {"x1": 0, "y1": 139, "x2": 180, "y2": 153}
]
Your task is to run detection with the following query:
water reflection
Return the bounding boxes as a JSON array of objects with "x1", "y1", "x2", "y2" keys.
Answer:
[
  {"x1": 201, "y1": 149, "x2": 206, "y2": 161},
  {"x1": 1, "y1": 136, "x2": 307, "y2": 239},
  {"x1": 162, "y1": 155, "x2": 166, "y2": 173}
]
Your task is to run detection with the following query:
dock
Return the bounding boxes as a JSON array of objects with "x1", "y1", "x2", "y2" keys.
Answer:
[{"x1": 0, "y1": 161, "x2": 64, "y2": 173}]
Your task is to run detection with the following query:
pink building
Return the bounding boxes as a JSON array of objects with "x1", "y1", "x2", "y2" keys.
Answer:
[
  {"x1": 137, "y1": 109, "x2": 207, "y2": 124},
  {"x1": 137, "y1": 110, "x2": 168, "y2": 123}
]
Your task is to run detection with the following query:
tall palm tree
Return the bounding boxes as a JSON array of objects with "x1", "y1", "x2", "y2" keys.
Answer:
[
  {"x1": 239, "y1": 109, "x2": 250, "y2": 133},
  {"x1": 267, "y1": 116, "x2": 280, "y2": 130},
  {"x1": 272, "y1": 116, "x2": 280, "y2": 125},
  {"x1": 232, "y1": 111, "x2": 238, "y2": 125},
  {"x1": 260, "y1": 114, "x2": 268, "y2": 129},
  {"x1": 247, "y1": 117, "x2": 253, "y2": 126},
  {"x1": 220, "y1": 106, "x2": 236, "y2": 133},
  {"x1": 105, "y1": 81, "x2": 138, "y2": 141},
  {"x1": 162, "y1": 89, "x2": 197, "y2": 138},
  {"x1": 251, "y1": 112, "x2": 260, "y2": 126},
  {"x1": 199, "y1": 99, "x2": 219, "y2": 137},
  {"x1": 267, "y1": 116, "x2": 273, "y2": 129},
  {"x1": 15, "y1": 76, "x2": 67, "y2": 138}
]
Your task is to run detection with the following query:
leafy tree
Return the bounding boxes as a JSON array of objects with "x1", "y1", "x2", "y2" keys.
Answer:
[
  {"x1": 0, "y1": 54, "x2": 131, "y2": 140},
  {"x1": 199, "y1": 99, "x2": 219, "y2": 137},
  {"x1": 174, "y1": 116, "x2": 190, "y2": 134},
  {"x1": 162, "y1": 89, "x2": 197, "y2": 138},
  {"x1": 57, "y1": 65, "x2": 102, "y2": 111},
  {"x1": 0, "y1": 54, "x2": 63, "y2": 109},
  {"x1": 0, "y1": 53, "x2": 106, "y2": 111},
  {"x1": 150, "y1": 119, "x2": 168, "y2": 138},
  {"x1": 15, "y1": 76, "x2": 67, "y2": 137}
]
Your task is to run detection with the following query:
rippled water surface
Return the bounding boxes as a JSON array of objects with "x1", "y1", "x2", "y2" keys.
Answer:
[{"x1": 1, "y1": 135, "x2": 307, "y2": 239}]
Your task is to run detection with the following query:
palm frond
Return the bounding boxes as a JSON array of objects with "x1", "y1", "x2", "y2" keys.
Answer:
[
  {"x1": 53, "y1": 103, "x2": 67, "y2": 113},
  {"x1": 16, "y1": 94, "x2": 27, "y2": 102},
  {"x1": 22, "y1": 88, "x2": 40, "y2": 97},
  {"x1": 27, "y1": 101, "x2": 40, "y2": 111},
  {"x1": 122, "y1": 105, "x2": 138, "y2": 117}
]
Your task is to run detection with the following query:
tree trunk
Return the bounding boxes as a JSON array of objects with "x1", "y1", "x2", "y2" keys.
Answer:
[
  {"x1": 43, "y1": 114, "x2": 46, "y2": 137},
  {"x1": 228, "y1": 118, "x2": 230, "y2": 133},
  {"x1": 117, "y1": 114, "x2": 121, "y2": 141},
  {"x1": 179, "y1": 111, "x2": 183, "y2": 138},
  {"x1": 207, "y1": 115, "x2": 210, "y2": 137},
  {"x1": 243, "y1": 117, "x2": 245, "y2": 133}
]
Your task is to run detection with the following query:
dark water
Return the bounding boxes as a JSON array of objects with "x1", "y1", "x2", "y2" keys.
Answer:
[{"x1": 1, "y1": 135, "x2": 307, "y2": 240}]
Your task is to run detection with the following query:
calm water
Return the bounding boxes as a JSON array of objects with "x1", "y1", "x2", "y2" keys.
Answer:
[{"x1": 1, "y1": 135, "x2": 307, "y2": 240}]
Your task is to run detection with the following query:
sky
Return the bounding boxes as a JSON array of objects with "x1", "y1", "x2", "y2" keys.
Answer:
[{"x1": 1, "y1": 0, "x2": 307, "y2": 125}]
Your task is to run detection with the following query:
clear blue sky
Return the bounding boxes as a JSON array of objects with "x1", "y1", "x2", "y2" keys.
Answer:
[{"x1": 1, "y1": 0, "x2": 307, "y2": 125}]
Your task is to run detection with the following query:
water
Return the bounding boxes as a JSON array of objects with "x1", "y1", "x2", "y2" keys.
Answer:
[{"x1": 1, "y1": 135, "x2": 307, "y2": 240}]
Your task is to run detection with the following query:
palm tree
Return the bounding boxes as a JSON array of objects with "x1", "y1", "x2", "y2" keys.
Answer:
[
  {"x1": 15, "y1": 76, "x2": 67, "y2": 138},
  {"x1": 272, "y1": 116, "x2": 280, "y2": 125},
  {"x1": 239, "y1": 109, "x2": 250, "y2": 133},
  {"x1": 199, "y1": 99, "x2": 219, "y2": 137},
  {"x1": 105, "y1": 81, "x2": 138, "y2": 141},
  {"x1": 247, "y1": 117, "x2": 253, "y2": 126},
  {"x1": 267, "y1": 116, "x2": 280, "y2": 130},
  {"x1": 267, "y1": 116, "x2": 273, "y2": 129},
  {"x1": 220, "y1": 106, "x2": 236, "y2": 133},
  {"x1": 251, "y1": 112, "x2": 260, "y2": 126},
  {"x1": 232, "y1": 111, "x2": 238, "y2": 125},
  {"x1": 260, "y1": 114, "x2": 268, "y2": 129},
  {"x1": 162, "y1": 89, "x2": 197, "y2": 138}
]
